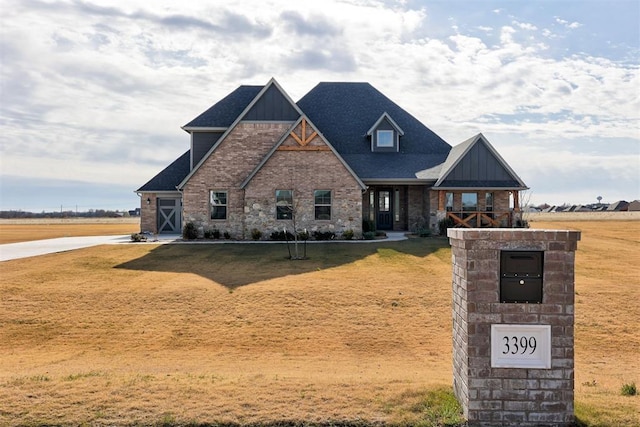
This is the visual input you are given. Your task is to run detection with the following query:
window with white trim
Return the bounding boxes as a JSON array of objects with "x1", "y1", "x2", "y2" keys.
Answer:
[
  {"x1": 445, "y1": 192, "x2": 453, "y2": 212},
  {"x1": 376, "y1": 130, "x2": 394, "y2": 147},
  {"x1": 485, "y1": 192, "x2": 494, "y2": 212},
  {"x1": 462, "y1": 193, "x2": 478, "y2": 212},
  {"x1": 314, "y1": 190, "x2": 331, "y2": 220},
  {"x1": 210, "y1": 191, "x2": 227, "y2": 220},
  {"x1": 276, "y1": 190, "x2": 293, "y2": 220}
]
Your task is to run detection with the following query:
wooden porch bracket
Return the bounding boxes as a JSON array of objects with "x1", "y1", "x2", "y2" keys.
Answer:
[{"x1": 447, "y1": 211, "x2": 512, "y2": 228}]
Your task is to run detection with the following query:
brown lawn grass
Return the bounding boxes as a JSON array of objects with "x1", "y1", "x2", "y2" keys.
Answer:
[
  {"x1": 0, "y1": 220, "x2": 638, "y2": 426},
  {"x1": 529, "y1": 220, "x2": 640, "y2": 426},
  {"x1": 0, "y1": 218, "x2": 140, "y2": 244},
  {"x1": 0, "y1": 238, "x2": 457, "y2": 426}
]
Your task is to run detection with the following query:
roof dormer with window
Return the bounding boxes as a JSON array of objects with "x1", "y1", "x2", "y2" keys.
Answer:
[{"x1": 367, "y1": 112, "x2": 404, "y2": 153}]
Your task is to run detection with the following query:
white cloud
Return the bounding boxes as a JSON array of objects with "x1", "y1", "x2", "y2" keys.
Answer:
[
  {"x1": 0, "y1": 0, "x2": 638, "y2": 208},
  {"x1": 555, "y1": 17, "x2": 582, "y2": 29},
  {"x1": 513, "y1": 21, "x2": 538, "y2": 31}
]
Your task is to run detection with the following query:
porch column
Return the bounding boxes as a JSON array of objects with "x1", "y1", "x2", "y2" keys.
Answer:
[
  {"x1": 438, "y1": 190, "x2": 445, "y2": 210},
  {"x1": 512, "y1": 190, "x2": 521, "y2": 212}
]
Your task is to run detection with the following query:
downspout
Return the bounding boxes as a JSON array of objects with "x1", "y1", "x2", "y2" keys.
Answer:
[{"x1": 242, "y1": 188, "x2": 246, "y2": 240}]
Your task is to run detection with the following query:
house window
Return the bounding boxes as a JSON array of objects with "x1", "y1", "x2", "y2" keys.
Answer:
[
  {"x1": 276, "y1": 190, "x2": 293, "y2": 220},
  {"x1": 485, "y1": 192, "x2": 494, "y2": 212},
  {"x1": 379, "y1": 190, "x2": 390, "y2": 212},
  {"x1": 462, "y1": 193, "x2": 478, "y2": 212},
  {"x1": 377, "y1": 130, "x2": 394, "y2": 147},
  {"x1": 394, "y1": 189, "x2": 400, "y2": 222},
  {"x1": 314, "y1": 190, "x2": 331, "y2": 220},
  {"x1": 369, "y1": 191, "x2": 375, "y2": 221},
  {"x1": 445, "y1": 192, "x2": 453, "y2": 212},
  {"x1": 210, "y1": 191, "x2": 227, "y2": 220}
]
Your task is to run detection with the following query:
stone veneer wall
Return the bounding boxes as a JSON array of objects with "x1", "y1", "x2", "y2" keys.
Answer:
[
  {"x1": 447, "y1": 228, "x2": 580, "y2": 426},
  {"x1": 407, "y1": 185, "x2": 430, "y2": 232},
  {"x1": 244, "y1": 149, "x2": 362, "y2": 237}
]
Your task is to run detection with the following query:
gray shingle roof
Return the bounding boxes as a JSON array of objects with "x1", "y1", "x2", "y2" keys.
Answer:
[
  {"x1": 137, "y1": 151, "x2": 190, "y2": 192},
  {"x1": 183, "y1": 85, "x2": 263, "y2": 128},
  {"x1": 140, "y1": 81, "x2": 527, "y2": 192},
  {"x1": 297, "y1": 82, "x2": 451, "y2": 180}
]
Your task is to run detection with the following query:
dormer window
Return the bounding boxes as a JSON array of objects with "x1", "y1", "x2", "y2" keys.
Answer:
[
  {"x1": 367, "y1": 112, "x2": 404, "y2": 153},
  {"x1": 377, "y1": 130, "x2": 394, "y2": 148}
]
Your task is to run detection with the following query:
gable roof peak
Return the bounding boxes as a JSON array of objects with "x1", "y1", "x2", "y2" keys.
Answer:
[
  {"x1": 178, "y1": 77, "x2": 302, "y2": 189},
  {"x1": 434, "y1": 133, "x2": 527, "y2": 189}
]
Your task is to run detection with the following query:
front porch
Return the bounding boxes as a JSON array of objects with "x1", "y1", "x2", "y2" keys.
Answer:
[
  {"x1": 445, "y1": 211, "x2": 513, "y2": 228},
  {"x1": 434, "y1": 189, "x2": 522, "y2": 229}
]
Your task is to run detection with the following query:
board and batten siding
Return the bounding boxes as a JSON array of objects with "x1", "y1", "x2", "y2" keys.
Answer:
[
  {"x1": 442, "y1": 140, "x2": 516, "y2": 185},
  {"x1": 191, "y1": 132, "x2": 224, "y2": 168}
]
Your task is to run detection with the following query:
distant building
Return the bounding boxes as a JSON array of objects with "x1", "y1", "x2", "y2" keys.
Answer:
[
  {"x1": 628, "y1": 200, "x2": 640, "y2": 211},
  {"x1": 607, "y1": 200, "x2": 629, "y2": 211}
]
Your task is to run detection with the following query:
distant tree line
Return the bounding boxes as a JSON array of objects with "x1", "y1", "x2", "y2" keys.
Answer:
[{"x1": 0, "y1": 208, "x2": 140, "y2": 219}]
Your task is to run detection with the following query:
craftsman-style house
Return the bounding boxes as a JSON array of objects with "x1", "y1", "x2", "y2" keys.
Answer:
[{"x1": 137, "y1": 78, "x2": 527, "y2": 238}]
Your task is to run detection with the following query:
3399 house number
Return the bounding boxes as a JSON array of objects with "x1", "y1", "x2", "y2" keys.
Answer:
[
  {"x1": 491, "y1": 324, "x2": 551, "y2": 369},
  {"x1": 502, "y1": 335, "x2": 537, "y2": 355}
]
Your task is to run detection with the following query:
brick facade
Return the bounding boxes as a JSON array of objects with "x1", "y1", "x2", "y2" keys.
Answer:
[
  {"x1": 140, "y1": 193, "x2": 157, "y2": 233},
  {"x1": 180, "y1": 122, "x2": 363, "y2": 239},
  {"x1": 407, "y1": 185, "x2": 430, "y2": 231},
  {"x1": 448, "y1": 229, "x2": 580, "y2": 426},
  {"x1": 181, "y1": 122, "x2": 290, "y2": 238}
]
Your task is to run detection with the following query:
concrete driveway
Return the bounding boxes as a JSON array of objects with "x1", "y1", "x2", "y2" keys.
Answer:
[
  {"x1": 0, "y1": 232, "x2": 408, "y2": 262},
  {"x1": 0, "y1": 235, "x2": 132, "y2": 262}
]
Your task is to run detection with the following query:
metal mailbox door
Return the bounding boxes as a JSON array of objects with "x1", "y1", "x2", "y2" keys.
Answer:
[{"x1": 500, "y1": 251, "x2": 543, "y2": 303}]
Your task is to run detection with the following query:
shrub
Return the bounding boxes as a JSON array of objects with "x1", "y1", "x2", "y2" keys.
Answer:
[
  {"x1": 297, "y1": 230, "x2": 309, "y2": 241},
  {"x1": 203, "y1": 229, "x2": 220, "y2": 239},
  {"x1": 438, "y1": 217, "x2": 455, "y2": 236},
  {"x1": 417, "y1": 227, "x2": 431, "y2": 237},
  {"x1": 183, "y1": 222, "x2": 198, "y2": 240},
  {"x1": 363, "y1": 231, "x2": 376, "y2": 240},
  {"x1": 130, "y1": 233, "x2": 147, "y2": 242},
  {"x1": 251, "y1": 228, "x2": 262, "y2": 241},
  {"x1": 313, "y1": 230, "x2": 335, "y2": 241},
  {"x1": 342, "y1": 229, "x2": 354, "y2": 240},
  {"x1": 621, "y1": 382, "x2": 637, "y2": 396},
  {"x1": 362, "y1": 219, "x2": 375, "y2": 233},
  {"x1": 223, "y1": 231, "x2": 231, "y2": 239},
  {"x1": 270, "y1": 230, "x2": 295, "y2": 241}
]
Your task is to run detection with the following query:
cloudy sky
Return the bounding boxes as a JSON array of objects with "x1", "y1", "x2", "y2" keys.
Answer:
[{"x1": 1, "y1": 0, "x2": 638, "y2": 212}]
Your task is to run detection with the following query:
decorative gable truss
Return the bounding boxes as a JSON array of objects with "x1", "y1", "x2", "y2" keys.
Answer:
[
  {"x1": 367, "y1": 112, "x2": 405, "y2": 152},
  {"x1": 238, "y1": 114, "x2": 366, "y2": 237},
  {"x1": 277, "y1": 118, "x2": 329, "y2": 151},
  {"x1": 241, "y1": 115, "x2": 365, "y2": 189}
]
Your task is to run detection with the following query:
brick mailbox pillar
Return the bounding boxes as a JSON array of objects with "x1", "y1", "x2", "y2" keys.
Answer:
[{"x1": 447, "y1": 229, "x2": 581, "y2": 426}]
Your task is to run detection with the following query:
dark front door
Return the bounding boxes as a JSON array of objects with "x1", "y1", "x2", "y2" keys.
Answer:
[
  {"x1": 157, "y1": 198, "x2": 182, "y2": 234},
  {"x1": 376, "y1": 189, "x2": 393, "y2": 230}
]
